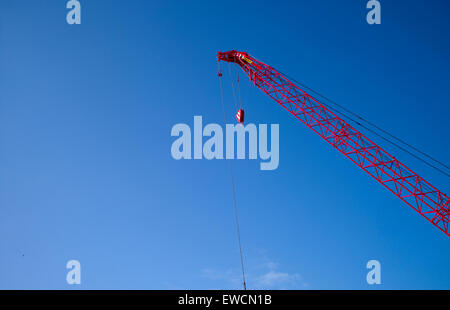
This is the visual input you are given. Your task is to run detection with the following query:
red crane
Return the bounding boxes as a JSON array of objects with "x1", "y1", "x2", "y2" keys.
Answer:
[{"x1": 218, "y1": 50, "x2": 450, "y2": 237}]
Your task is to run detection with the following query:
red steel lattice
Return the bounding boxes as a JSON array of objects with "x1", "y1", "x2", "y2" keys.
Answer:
[{"x1": 218, "y1": 50, "x2": 450, "y2": 237}]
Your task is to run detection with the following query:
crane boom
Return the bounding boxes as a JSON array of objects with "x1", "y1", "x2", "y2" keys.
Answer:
[{"x1": 218, "y1": 50, "x2": 450, "y2": 237}]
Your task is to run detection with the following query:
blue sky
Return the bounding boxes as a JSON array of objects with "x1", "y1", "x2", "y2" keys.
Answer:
[{"x1": 0, "y1": 0, "x2": 449, "y2": 289}]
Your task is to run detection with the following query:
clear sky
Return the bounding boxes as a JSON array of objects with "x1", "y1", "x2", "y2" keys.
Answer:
[{"x1": 1, "y1": 0, "x2": 449, "y2": 289}]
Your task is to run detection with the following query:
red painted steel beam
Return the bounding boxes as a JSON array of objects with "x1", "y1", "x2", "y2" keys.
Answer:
[{"x1": 218, "y1": 50, "x2": 450, "y2": 237}]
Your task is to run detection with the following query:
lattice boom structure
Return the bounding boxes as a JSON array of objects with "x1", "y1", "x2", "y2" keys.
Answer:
[{"x1": 218, "y1": 50, "x2": 450, "y2": 236}]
